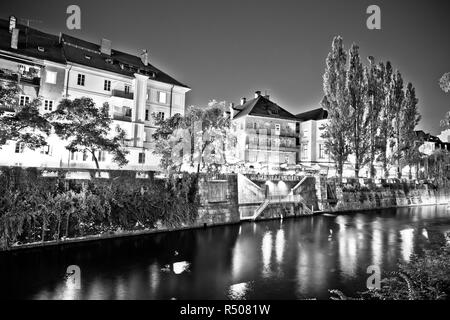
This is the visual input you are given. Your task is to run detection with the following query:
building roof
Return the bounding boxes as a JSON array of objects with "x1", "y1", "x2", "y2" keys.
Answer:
[
  {"x1": 295, "y1": 108, "x2": 328, "y2": 121},
  {"x1": 415, "y1": 130, "x2": 441, "y2": 143},
  {"x1": 0, "y1": 18, "x2": 189, "y2": 88},
  {"x1": 0, "y1": 19, "x2": 65, "y2": 64},
  {"x1": 232, "y1": 95, "x2": 298, "y2": 121}
]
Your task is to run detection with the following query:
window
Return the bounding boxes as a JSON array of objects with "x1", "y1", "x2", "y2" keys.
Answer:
[
  {"x1": 319, "y1": 144, "x2": 326, "y2": 159},
  {"x1": 301, "y1": 143, "x2": 309, "y2": 159},
  {"x1": 125, "y1": 107, "x2": 132, "y2": 117},
  {"x1": 138, "y1": 152, "x2": 145, "y2": 164},
  {"x1": 95, "y1": 151, "x2": 106, "y2": 162},
  {"x1": 104, "y1": 80, "x2": 111, "y2": 91},
  {"x1": 77, "y1": 74, "x2": 85, "y2": 86},
  {"x1": 157, "y1": 112, "x2": 165, "y2": 121},
  {"x1": 145, "y1": 109, "x2": 149, "y2": 121},
  {"x1": 70, "y1": 151, "x2": 77, "y2": 161},
  {"x1": 41, "y1": 145, "x2": 51, "y2": 155},
  {"x1": 82, "y1": 151, "x2": 88, "y2": 162},
  {"x1": 15, "y1": 142, "x2": 24, "y2": 154},
  {"x1": 253, "y1": 122, "x2": 257, "y2": 129},
  {"x1": 274, "y1": 124, "x2": 281, "y2": 135},
  {"x1": 45, "y1": 71, "x2": 57, "y2": 84},
  {"x1": 124, "y1": 85, "x2": 130, "y2": 94},
  {"x1": 157, "y1": 91, "x2": 167, "y2": 104},
  {"x1": 19, "y1": 95, "x2": 30, "y2": 106},
  {"x1": 44, "y1": 100, "x2": 53, "y2": 111}
]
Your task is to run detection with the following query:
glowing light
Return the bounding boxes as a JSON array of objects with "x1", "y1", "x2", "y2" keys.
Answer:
[
  {"x1": 173, "y1": 261, "x2": 190, "y2": 274},
  {"x1": 422, "y1": 229, "x2": 429, "y2": 240},
  {"x1": 228, "y1": 282, "x2": 250, "y2": 300}
]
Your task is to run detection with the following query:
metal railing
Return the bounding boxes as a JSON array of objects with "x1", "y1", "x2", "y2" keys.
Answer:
[{"x1": 112, "y1": 89, "x2": 134, "y2": 100}]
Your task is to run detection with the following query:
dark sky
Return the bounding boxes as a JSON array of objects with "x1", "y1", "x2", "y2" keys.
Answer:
[{"x1": 1, "y1": 0, "x2": 449, "y2": 134}]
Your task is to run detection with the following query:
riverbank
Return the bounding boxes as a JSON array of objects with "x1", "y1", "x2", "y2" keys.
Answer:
[
  {"x1": 2, "y1": 167, "x2": 450, "y2": 252},
  {"x1": 2, "y1": 201, "x2": 449, "y2": 253}
]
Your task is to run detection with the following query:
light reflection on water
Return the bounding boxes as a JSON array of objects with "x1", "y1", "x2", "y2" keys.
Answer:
[{"x1": 1, "y1": 205, "x2": 450, "y2": 300}]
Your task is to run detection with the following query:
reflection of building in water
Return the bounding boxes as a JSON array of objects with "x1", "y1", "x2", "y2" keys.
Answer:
[
  {"x1": 400, "y1": 228, "x2": 415, "y2": 262},
  {"x1": 261, "y1": 231, "x2": 273, "y2": 278},
  {"x1": 275, "y1": 229, "x2": 285, "y2": 264},
  {"x1": 115, "y1": 276, "x2": 126, "y2": 300},
  {"x1": 371, "y1": 220, "x2": 383, "y2": 267},
  {"x1": 295, "y1": 217, "x2": 334, "y2": 299},
  {"x1": 148, "y1": 262, "x2": 160, "y2": 298}
]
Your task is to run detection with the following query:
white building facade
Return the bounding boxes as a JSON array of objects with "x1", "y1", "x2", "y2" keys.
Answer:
[{"x1": 0, "y1": 17, "x2": 190, "y2": 171}]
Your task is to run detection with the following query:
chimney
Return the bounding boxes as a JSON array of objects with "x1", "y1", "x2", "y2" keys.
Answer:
[
  {"x1": 229, "y1": 102, "x2": 235, "y2": 119},
  {"x1": 265, "y1": 94, "x2": 270, "y2": 100},
  {"x1": 100, "y1": 38, "x2": 112, "y2": 55},
  {"x1": 254, "y1": 90, "x2": 261, "y2": 98},
  {"x1": 9, "y1": 16, "x2": 17, "y2": 33},
  {"x1": 141, "y1": 49, "x2": 148, "y2": 66},
  {"x1": 240, "y1": 97, "x2": 246, "y2": 105},
  {"x1": 11, "y1": 28, "x2": 19, "y2": 50}
]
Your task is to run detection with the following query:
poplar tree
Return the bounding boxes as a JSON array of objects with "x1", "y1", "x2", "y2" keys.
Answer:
[
  {"x1": 377, "y1": 61, "x2": 395, "y2": 178},
  {"x1": 347, "y1": 44, "x2": 370, "y2": 178},
  {"x1": 391, "y1": 70, "x2": 406, "y2": 179},
  {"x1": 366, "y1": 57, "x2": 383, "y2": 178},
  {"x1": 321, "y1": 36, "x2": 352, "y2": 183},
  {"x1": 400, "y1": 83, "x2": 421, "y2": 179}
]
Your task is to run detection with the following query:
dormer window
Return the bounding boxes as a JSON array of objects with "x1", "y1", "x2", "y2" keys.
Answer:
[{"x1": 37, "y1": 46, "x2": 45, "y2": 52}]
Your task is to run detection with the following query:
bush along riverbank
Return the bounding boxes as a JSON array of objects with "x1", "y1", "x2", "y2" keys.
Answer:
[{"x1": 0, "y1": 167, "x2": 199, "y2": 250}]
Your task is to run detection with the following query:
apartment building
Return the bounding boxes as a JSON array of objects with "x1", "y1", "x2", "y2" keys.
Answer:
[
  {"x1": 0, "y1": 16, "x2": 190, "y2": 170},
  {"x1": 230, "y1": 91, "x2": 300, "y2": 173},
  {"x1": 295, "y1": 108, "x2": 331, "y2": 169}
]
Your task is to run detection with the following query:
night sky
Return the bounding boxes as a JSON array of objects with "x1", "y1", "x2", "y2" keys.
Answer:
[{"x1": 0, "y1": 0, "x2": 449, "y2": 134}]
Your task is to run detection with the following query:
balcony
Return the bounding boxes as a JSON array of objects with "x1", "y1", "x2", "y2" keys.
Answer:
[
  {"x1": 112, "y1": 89, "x2": 134, "y2": 100},
  {"x1": 0, "y1": 70, "x2": 40, "y2": 86},
  {"x1": 112, "y1": 113, "x2": 132, "y2": 122},
  {"x1": 247, "y1": 127, "x2": 298, "y2": 137},
  {"x1": 0, "y1": 71, "x2": 18, "y2": 82},
  {"x1": 20, "y1": 76, "x2": 41, "y2": 86}
]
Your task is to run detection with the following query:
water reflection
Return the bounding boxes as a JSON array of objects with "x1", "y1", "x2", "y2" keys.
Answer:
[
  {"x1": 261, "y1": 231, "x2": 273, "y2": 278},
  {"x1": 1, "y1": 205, "x2": 449, "y2": 300},
  {"x1": 400, "y1": 228, "x2": 414, "y2": 262},
  {"x1": 275, "y1": 229, "x2": 285, "y2": 264}
]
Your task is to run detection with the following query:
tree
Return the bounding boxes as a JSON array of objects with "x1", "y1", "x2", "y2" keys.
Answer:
[
  {"x1": 377, "y1": 61, "x2": 395, "y2": 179},
  {"x1": 366, "y1": 57, "x2": 383, "y2": 178},
  {"x1": 321, "y1": 36, "x2": 352, "y2": 183},
  {"x1": 0, "y1": 82, "x2": 50, "y2": 150},
  {"x1": 153, "y1": 100, "x2": 236, "y2": 174},
  {"x1": 440, "y1": 72, "x2": 450, "y2": 129},
  {"x1": 347, "y1": 44, "x2": 370, "y2": 178},
  {"x1": 399, "y1": 83, "x2": 421, "y2": 179},
  {"x1": 49, "y1": 97, "x2": 129, "y2": 170},
  {"x1": 391, "y1": 71, "x2": 406, "y2": 179},
  {"x1": 440, "y1": 72, "x2": 450, "y2": 93}
]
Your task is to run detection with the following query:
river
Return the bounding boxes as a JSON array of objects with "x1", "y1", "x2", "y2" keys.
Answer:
[{"x1": 1, "y1": 205, "x2": 450, "y2": 300}]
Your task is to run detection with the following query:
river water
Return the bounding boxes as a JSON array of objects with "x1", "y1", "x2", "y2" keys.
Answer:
[{"x1": 1, "y1": 205, "x2": 450, "y2": 300}]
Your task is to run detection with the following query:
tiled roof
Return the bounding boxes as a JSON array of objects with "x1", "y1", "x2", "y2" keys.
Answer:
[
  {"x1": 0, "y1": 19, "x2": 189, "y2": 88},
  {"x1": 232, "y1": 95, "x2": 298, "y2": 121},
  {"x1": 0, "y1": 19, "x2": 65, "y2": 64},
  {"x1": 295, "y1": 108, "x2": 328, "y2": 121}
]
